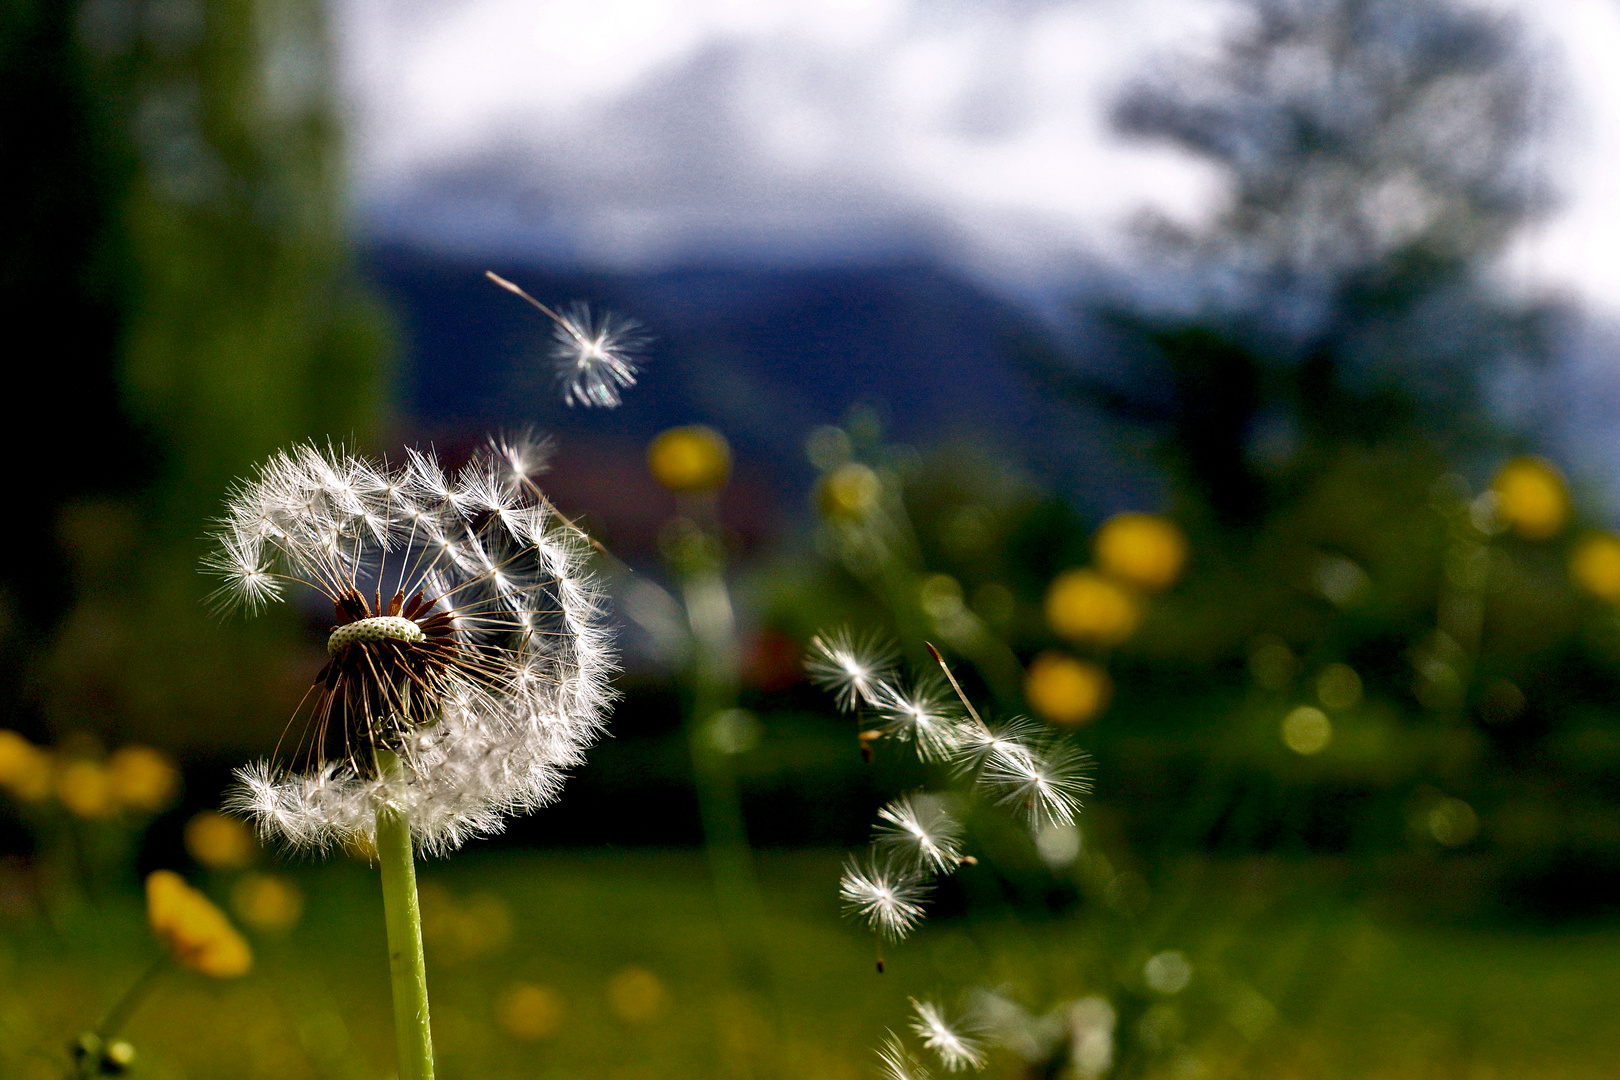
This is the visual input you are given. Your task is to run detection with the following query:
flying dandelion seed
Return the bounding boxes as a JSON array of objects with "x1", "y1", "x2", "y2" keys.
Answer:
[
  {"x1": 978, "y1": 737, "x2": 1092, "y2": 828},
  {"x1": 873, "y1": 678, "x2": 962, "y2": 761},
  {"x1": 805, "y1": 628, "x2": 897, "y2": 711},
  {"x1": 839, "y1": 850, "x2": 931, "y2": 941},
  {"x1": 878, "y1": 1031, "x2": 935, "y2": 1080},
  {"x1": 909, "y1": 999, "x2": 987, "y2": 1072},
  {"x1": 206, "y1": 436, "x2": 615, "y2": 854},
  {"x1": 948, "y1": 715, "x2": 1047, "y2": 775},
  {"x1": 487, "y1": 271, "x2": 647, "y2": 408},
  {"x1": 874, "y1": 794, "x2": 964, "y2": 874}
]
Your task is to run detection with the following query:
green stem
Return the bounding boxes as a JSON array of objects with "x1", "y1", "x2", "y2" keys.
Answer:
[
  {"x1": 96, "y1": 953, "x2": 168, "y2": 1040},
  {"x1": 376, "y1": 749, "x2": 435, "y2": 1080}
]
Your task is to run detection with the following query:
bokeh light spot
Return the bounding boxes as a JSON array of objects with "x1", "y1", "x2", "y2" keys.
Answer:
[
  {"x1": 647, "y1": 425, "x2": 731, "y2": 493},
  {"x1": 1316, "y1": 663, "x2": 1363, "y2": 711},
  {"x1": 607, "y1": 966, "x2": 669, "y2": 1024},
  {"x1": 1570, "y1": 532, "x2": 1620, "y2": 601},
  {"x1": 1045, "y1": 570, "x2": 1141, "y2": 646},
  {"x1": 1428, "y1": 797, "x2": 1479, "y2": 847},
  {"x1": 1094, "y1": 513, "x2": 1187, "y2": 592},
  {"x1": 231, "y1": 873, "x2": 304, "y2": 933},
  {"x1": 1282, "y1": 706, "x2": 1333, "y2": 755},
  {"x1": 1024, "y1": 651, "x2": 1111, "y2": 726},
  {"x1": 1144, "y1": 949, "x2": 1193, "y2": 994},
  {"x1": 1492, "y1": 457, "x2": 1568, "y2": 540},
  {"x1": 185, "y1": 811, "x2": 258, "y2": 871},
  {"x1": 497, "y1": 983, "x2": 565, "y2": 1041}
]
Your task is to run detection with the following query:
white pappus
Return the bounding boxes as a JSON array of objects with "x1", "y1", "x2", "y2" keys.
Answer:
[
  {"x1": 206, "y1": 435, "x2": 616, "y2": 855},
  {"x1": 487, "y1": 271, "x2": 647, "y2": 408},
  {"x1": 909, "y1": 998, "x2": 988, "y2": 1072}
]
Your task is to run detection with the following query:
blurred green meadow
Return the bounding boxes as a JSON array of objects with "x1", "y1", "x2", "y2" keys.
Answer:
[{"x1": 7, "y1": 849, "x2": 1620, "y2": 1080}]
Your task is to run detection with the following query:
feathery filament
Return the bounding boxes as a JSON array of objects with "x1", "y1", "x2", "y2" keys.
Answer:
[{"x1": 207, "y1": 437, "x2": 615, "y2": 854}]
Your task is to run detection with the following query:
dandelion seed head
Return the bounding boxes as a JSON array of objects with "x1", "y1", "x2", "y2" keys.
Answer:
[
  {"x1": 806, "y1": 629, "x2": 897, "y2": 711},
  {"x1": 878, "y1": 1032, "x2": 934, "y2": 1080},
  {"x1": 909, "y1": 999, "x2": 987, "y2": 1072},
  {"x1": 208, "y1": 441, "x2": 616, "y2": 855},
  {"x1": 875, "y1": 794, "x2": 964, "y2": 875},
  {"x1": 839, "y1": 850, "x2": 930, "y2": 941}
]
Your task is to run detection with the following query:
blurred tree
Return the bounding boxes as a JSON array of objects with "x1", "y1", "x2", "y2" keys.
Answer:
[
  {"x1": 0, "y1": 0, "x2": 389, "y2": 752},
  {"x1": 988, "y1": 0, "x2": 1620, "y2": 915},
  {"x1": 1044, "y1": 0, "x2": 1556, "y2": 529}
]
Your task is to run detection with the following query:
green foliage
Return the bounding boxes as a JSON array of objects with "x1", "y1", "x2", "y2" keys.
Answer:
[{"x1": 0, "y1": 0, "x2": 390, "y2": 751}]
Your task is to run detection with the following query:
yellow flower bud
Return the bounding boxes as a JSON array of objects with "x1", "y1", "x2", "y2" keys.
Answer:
[
  {"x1": 816, "y1": 462, "x2": 881, "y2": 520},
  {"x1": 109, "y1": 746, "x2": 180, "y2": 813},
  {"x1": 56, "y1": 759, "x2": 115, "y2": 819},
  {"x1": 146, "y1": 870, "x2": 253, "y2": 978},
  {"x1": 0, "y1": 731, "x2": 53, "y2": 802},
  {"x1": 1024, "y1": 651, "x2": 1111, "y2": 727},
  {"x1": 1045, "y1": 569, "x2": 1141, "y2": 646},
  {"x1": 1094, "y1": 513, "x2": 1187, "y2": 592},
  {"x1": 1571, "y1": 532, "x2": 1620, "y2": 602},
  {"x1": 185, "y1": 811, "x2": 258, "y2": 871},
  {"x1": 1493, "y1": 456, "x2": 1568, "y2": 541},
  {"x1": 647, "y1": 425, "x2": 732, "y2": 493}
]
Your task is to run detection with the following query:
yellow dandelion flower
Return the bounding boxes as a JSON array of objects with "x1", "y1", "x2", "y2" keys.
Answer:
[
  {"x1": 1024, "y1": 652, "x2": 1111, "y2": 727},
  {"x1": 1493, "y1": 456, "x2": 1568, "y2": 540},
  {"x1": 146, "y1": 870, "x2": 253, "y2": 978},
  {"x1": 57, "y1": 759, "x2": 115, "y2": 819},
  {"x1": 185, "y1": 811, "x2": 258, "y2": 871},
  {"x1": 1094, "y1": 513, "x2": 1187, "y2": 592},
  {"x1": 0, "y1": 731, "x2": 54, "y2": 802},
  {"x1": 230, "y1": 873, "x2": 304, "y2": 933},
  {"x1": 109, "y1": 746, "x2": 180, "y2": 813},
  {"x1": 1571, "y1": 532, "x2": 1620, "y2": 602},
  {"x1": 1045, "y1": 569, "x2": 1141, "y2": 646},
  {"x1": 647, "y1": 425, "x2": 731, "y2": 493}
]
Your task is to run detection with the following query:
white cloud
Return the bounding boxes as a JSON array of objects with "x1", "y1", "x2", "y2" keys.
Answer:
[
  {"x1": 334, "y1": 0, "x2": 1230, "y2": 289},
  {"x1": 334, "y1": 0, "x2": 1620, "y2": 315}
]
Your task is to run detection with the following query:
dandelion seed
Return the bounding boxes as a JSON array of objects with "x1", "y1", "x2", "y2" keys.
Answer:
[
  {"x1": 978, "y1": 736, "x2": 1092, "y2": 828},
  {"x1": 878, "y1": 1032, "x2": 934, "y2": 1080},
  {"x1": 949, "y1": 715, "x2": 1046, "y2": 775},
  {"x1": 805, "y1": 629, "x2": 897, "y2": 711},
  {"x1": 548, "y1": 302, "x2": 646, "y2": 407},
  {"x1": 909, "y1": 999, "x2": 987, "y2": 1072},
  {"x1": 206, "y1": 437, "x2": 615, "y2": 855},
  {"x1": 873, "y1": 678, "x2": 961, "y2": 761},
  {"x1": 487, "y1": 272, "x2": 647, "y2": 408},
  {"x1": 839, "y1": 850, "x2": 930, "y2": 941},
  {"x1": 875, "y1": 794, "x2": 964, "y2": 874}
]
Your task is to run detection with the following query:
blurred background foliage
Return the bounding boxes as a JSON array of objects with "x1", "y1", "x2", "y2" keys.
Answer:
[
  {"x1": 4, "y1": 0, "x2": 1620, "y2": 1076},
  {"x1": 0, "y1": 0, "x2": 389, "y2": 757}
]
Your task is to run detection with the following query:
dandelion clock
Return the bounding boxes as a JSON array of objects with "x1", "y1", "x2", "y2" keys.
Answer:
[{"x1": 203, "y1": 275, "x2": 637, "y2": 1080}]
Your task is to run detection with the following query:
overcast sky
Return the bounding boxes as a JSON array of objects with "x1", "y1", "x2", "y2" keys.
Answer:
[{"x1": 333, "y1": 0, "x2": 1620, "y2": 317}]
